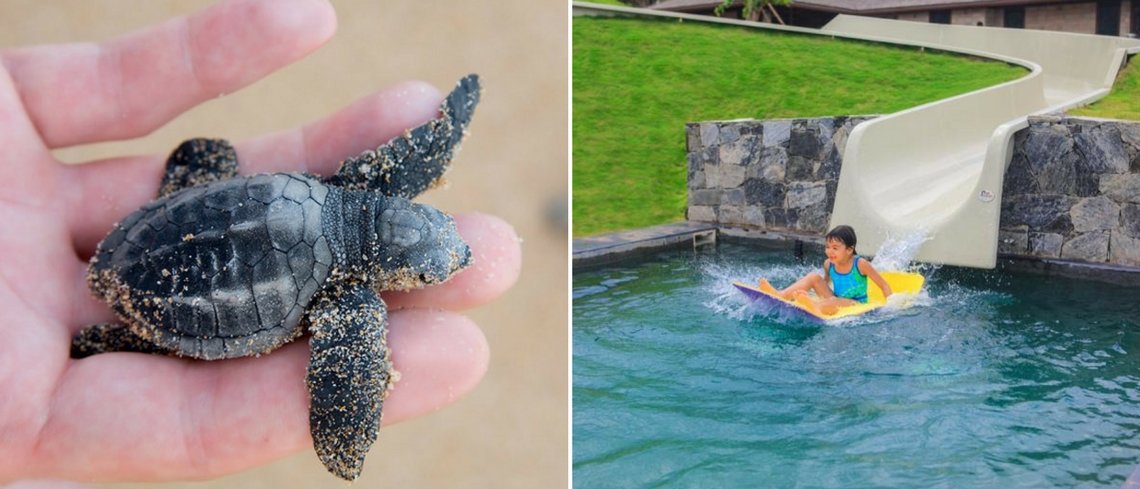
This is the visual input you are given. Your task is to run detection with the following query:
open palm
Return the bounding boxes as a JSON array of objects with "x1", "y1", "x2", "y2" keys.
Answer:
[{"x1": 0, "y1": 0, "x2": 519, "y2": 482}]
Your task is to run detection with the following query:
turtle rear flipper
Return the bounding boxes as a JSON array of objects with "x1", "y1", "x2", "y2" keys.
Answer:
[
  {"x1": 159, "y1": 138, "x2": 239, "y2": 197},
  {"x1": 324, "y1": 74, "x2": 481, "y2": 199},
  {"x1": 305, "y1": 283, "x2": 394, "y2": 481}
]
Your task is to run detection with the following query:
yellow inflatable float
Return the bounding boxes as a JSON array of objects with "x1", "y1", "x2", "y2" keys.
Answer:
[{"x1": 733, "y1": 271, "x2": 925, "y2": 322}]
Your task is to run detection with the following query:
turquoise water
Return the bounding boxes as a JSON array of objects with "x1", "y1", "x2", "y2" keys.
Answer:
[{"x1": 573, "y1": 241, "x2": 1140, "y2": 488}]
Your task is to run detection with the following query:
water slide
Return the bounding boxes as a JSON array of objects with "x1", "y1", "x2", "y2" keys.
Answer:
[
  {"x1": 572, "y1": 3, "x2": 1140, "y2": 267},
  {"x1": 822, "y1": 15, "x2": 1140, "y2": 268}
]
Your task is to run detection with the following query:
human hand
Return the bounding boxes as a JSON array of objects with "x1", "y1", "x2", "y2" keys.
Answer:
[
  {"x1": 884, "y1": 291, "x2": 910, "y2": 310},
  {"x1": 0, "y1": 0, "x2": 520, "y2": 483}
]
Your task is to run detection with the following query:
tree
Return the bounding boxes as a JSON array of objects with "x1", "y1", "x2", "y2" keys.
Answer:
[{"x1": 714, "y1": 0, "x2": 792, "y2": 24}]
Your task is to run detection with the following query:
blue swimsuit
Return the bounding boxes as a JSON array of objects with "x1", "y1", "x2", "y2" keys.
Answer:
[{"x1": 829, "y1": 256, "x2": 869, "y2": 303}]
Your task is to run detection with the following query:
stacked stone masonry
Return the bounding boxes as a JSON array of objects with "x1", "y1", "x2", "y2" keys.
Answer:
[
  {"x1": 686, "y1": 115, "x2": 1140, "y2": 267},
  {"x1": 1001, "y1": 115, "x2": 1140, "y2": 267},
  {"x1": 686, "y1": 116, "x2": 875, "y2": 234}
]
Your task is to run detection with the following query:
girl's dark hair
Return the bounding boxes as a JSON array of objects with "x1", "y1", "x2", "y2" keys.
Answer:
[{"x1": 825, "y1": 225, "x2": 857, "y2": 251}]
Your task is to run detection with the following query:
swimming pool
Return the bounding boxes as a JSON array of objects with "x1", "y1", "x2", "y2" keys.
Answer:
[{"x1": 573, "y1": 240, "x2": 1140, "y2": 488}]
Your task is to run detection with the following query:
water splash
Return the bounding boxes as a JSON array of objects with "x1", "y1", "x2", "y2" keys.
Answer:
[
  {"x1": 869, "y1": 230, "x2": 931, "y2": 272},
  {"x1": 698, "y1": 258, "x2": 815, "y2": 321},
  {"x1": 692, "y1": 234, "x2": 960, "y2": 327}
]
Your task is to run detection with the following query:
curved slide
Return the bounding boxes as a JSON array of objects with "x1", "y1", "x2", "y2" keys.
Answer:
[
  {"x1": 572, "y1": 3, "x2": 1140, "y2": 268},
  {"x1": 822, "y1": 15, "x2": 1140, "y2": 268}
]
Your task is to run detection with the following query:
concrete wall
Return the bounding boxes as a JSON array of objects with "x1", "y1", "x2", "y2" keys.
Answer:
[
  {"x1": 656, "y1": 1, "x2": 1136, "y2": 36},
  {"x1": 1125, "y1": 0, "x2": 1134, "y2": 35},
  {"x1": 1027, "y1": 2, "x2": 1097, "y2": 33},
  {"x1": 687, "y1": 115, "x2": 1140, "y2": 268},
  {"x1": 843, "y1": 2, "x2": 1134, "y2": 35},
  {"x1": 985, "y1": 8, "x2": 1004, "y2": 27},
  {"x1": 898, "y1": 12, "x2": 926, "y2": 23},
  {"x1": 952, "y1": 8, "x2": 988, "y2": 26}
]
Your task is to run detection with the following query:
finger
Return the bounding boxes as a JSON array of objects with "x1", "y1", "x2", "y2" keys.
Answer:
[
  {"x1": 239, "y1": 80, "x2": 444, "y2": 175},
  {"x1": 384, "y1": 213, "x2": 522, "y2": 311},
  {"x1": 1, "y1": 0, "x2": 336, "y2": 148},
  {"x1": 0, "y1": 53, "x2": 53, "y2": 202},
  {"x1": 63, "y1": 81, "x2": 443, "y2": 256},
  {"x1": 33, "y1": 309, "x2": 488, "y2": 482},
  {"x1": 4, "y1": 481, "x2": 94, "y2": 489}
]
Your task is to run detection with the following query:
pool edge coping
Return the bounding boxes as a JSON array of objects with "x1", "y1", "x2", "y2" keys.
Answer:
[
  {"x1": 572, "y1": 221, "x2": 718, "y2": 269},
  {"x1": 573, "y1": 222, "x2": 1140, "y2": 286}
]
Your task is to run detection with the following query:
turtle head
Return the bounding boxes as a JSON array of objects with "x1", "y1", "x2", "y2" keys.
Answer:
[{"x1": 370, "y1": 200, "x2": 471, "y2": 290}]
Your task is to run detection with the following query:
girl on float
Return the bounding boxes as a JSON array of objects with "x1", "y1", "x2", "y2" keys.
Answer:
[{"x1": 759, "y1": 225, "x2": 892, "y2": 315}]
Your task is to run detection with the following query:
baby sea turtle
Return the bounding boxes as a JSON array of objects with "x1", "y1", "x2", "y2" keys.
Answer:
[{"x1": 70, "y1": 75, "x2": 481, "y2": 480}]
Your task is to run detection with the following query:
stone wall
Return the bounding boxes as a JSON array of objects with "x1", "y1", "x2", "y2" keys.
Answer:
[
  {"x1": 1000, "y1": 115, "x2": 1140, "y2": 267},
  {"x1": 686, "y1": 114, "x2": 1140, "y2": 267},
  {"x1": 685, "y1": 116, "x2": 876, "y2": 234}
]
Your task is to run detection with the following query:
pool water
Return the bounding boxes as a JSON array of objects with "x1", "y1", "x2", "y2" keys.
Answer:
[{"x1": 573, "y1": 240, "x2": 1140, "y2": 488}]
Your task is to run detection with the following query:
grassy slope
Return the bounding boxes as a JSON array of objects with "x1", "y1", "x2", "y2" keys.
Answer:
[
  {"x1": 572, "y1": 17, "x2": 1027, "y2": 237},
  {"x1": 1070, "y1": 57, "x2": 1140, "y2": 120}
]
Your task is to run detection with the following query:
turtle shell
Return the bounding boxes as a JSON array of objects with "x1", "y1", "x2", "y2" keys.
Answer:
[{"x1": 90, "y1": 173, "x2": 336, "y2": 359}]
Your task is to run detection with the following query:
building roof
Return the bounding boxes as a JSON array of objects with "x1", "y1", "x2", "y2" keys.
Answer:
[{"x1": 652, "y1": 0, "x2": 1075, "y2": 15}]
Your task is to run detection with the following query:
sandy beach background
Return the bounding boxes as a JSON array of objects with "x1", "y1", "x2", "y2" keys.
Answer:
[{"x1": 0, "y1": 0, "x2": 568, "y2": 487}]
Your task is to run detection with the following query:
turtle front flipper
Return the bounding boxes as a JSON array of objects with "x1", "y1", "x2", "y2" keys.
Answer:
[
  {"x1": 71, "y1": 323, "x2": 172, "y2": 358},
  {"x1": 305, "y1": 282, "x2": 394, "y2": 481},
  {"x1": 324, "y1": 74, "x2": 482, "y2": 199},
  {"x1": 158, "y1": 138, "x2": 239, "y2": 197}
]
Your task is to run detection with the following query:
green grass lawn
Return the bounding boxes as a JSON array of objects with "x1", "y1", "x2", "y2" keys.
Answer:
[
  {"x1": 572, "y1": 17, "x2": 1027, "y2": 237},
  {"x1": 1070, "y1": 57, "x2": 1140, "y2": 120}
]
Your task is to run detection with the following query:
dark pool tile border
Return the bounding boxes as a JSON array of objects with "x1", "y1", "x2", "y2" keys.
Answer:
[
  {"x1": 574, "y1": 223, "x2": 1140, "y2": 286},
  {"x1": 997, "y1": 254, "x2": 1140, "y2": 287}
]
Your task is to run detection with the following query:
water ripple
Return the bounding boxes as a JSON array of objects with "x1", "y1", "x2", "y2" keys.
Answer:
[{"x1": 574, "y1": 242, "x2": 1140, "y2": 488}]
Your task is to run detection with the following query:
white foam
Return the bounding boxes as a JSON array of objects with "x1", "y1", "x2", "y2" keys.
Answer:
[
  {"x1": 869, "y1": 230, "x2": 931, "y2": 272},
  {"x1": 699, "y1": 259, "x2": 815, "y2": 321}
]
